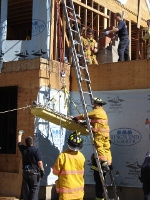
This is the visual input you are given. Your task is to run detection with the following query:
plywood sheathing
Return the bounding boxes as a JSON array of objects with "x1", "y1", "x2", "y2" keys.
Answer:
[
  {"x1": 0, "y1": 58, "x2": 71, "y2": 172},
  {"x1": 0, "y1": 171, "x2": 22, "y2": 199},
  {"x1": 39, "y1": 59, "x2": 71, "y2": 91},
  {"x1": 1, "y1": 58, "x2": 71, "y2": 91},
  {"x1": 70, "y1": 59, "x2": 150, "y2": 91},
  {"x1": 0, "y1": 58, "x2": 71, "y2": 198}
]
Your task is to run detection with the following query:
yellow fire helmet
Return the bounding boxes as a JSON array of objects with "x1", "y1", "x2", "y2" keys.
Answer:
[
  {"x1": 67, "y1": 131, "x2": 83, "y2": 151},
  {"x1": 93, "y1": 97, "x2": 106, "y2": 105}
]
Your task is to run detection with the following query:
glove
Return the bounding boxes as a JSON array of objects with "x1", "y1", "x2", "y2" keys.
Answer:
[
  {"x1": 40, "y1": 170, "x2": 45, "y2": 178},
  {"x1": 18, "y1": 130, "x2": 25, "y2": 135},
  {"x1": 72, "y1": 117, "x2": 78, "y2": 121},
  {"x1": 105, "y1": 30, "x2": 110, "y2": 35}
]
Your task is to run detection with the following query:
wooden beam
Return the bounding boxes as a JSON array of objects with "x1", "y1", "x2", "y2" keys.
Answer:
[
  {"x1": 73, "y1": 0, "x2": 109, "y2": 19},
  {"x1": 128, "y1": 20, "x2": 131, "y2": 59},
  {"x1": 49, "y1": 0, "x2": 55, "y2": 60},
  {"x1": 121, "y1": 11, "x2": 125, "y2": 20},
  {"x1": 137, "y1": 0, "x2": 142, "y2": 28},
  {"x1": 103, "y1": 8, "x2": 107, "y2": 29},
  {"x1": 93, "y1": 0, "x2": 147, "y2": 27},
  {"x1": 136, "y1": 29, "x2": 140, "y2": 59}
]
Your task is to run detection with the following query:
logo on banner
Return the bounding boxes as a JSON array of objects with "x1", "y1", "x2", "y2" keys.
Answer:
[
  {"x1": 108, "y1": 96, "x2": 124, "y2": 104},
  {"x1": 107, "y1": 96, "x2": 124, "y2": 113},
  {"x1": 32, "y1": 19, "x2": 46, "y2": 36},
  {"x1": 110, "y1": 128, "x2": 142, "y2": 146},
  {"x1": 126, "y1": 161, "x2": 141, "y2": 178}
]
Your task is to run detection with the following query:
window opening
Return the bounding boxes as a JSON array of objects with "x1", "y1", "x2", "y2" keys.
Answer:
[
  {"x1": 0, "y1": 86, "x2": 18, "y2": 154},
  {"x1": 7, "y1": 0, "x2": 33, "y2": 40}
]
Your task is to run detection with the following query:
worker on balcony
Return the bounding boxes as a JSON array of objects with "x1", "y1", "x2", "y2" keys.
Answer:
[
  {"x1": 53, "y1": 131, "x2": 85, "y2": 200},
  {"x1": 105, "y1": 12, "x2": 130, "y2": 62},
  {"x1": 73, "y1": 97, "x2": 112, "y2": 172},
  {"x1": 81, "y1": 28, "x2": 98, "y2": 64},
  {"x1": 139, "y1": 19, "x2": 150, "y2": 59}
]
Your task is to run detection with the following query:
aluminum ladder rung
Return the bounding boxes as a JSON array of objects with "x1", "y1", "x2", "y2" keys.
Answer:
[
  {"x1": 71, "y1": 29, "x2": 79, "y2": 34},
  {"x1": 83, "y1": 91, "x2": 92, "y2": 95},
  {"x1": 80, "y1": 78, "x2": 91, "y2": 83},
  {"x1": 66, "y1": 5, "x2": 73, "y2": 10},
  {"x1": 68, "y1": 17, "x2": 76, "y2": 22},
  {"x1": 78, "y1": 65, "x2": 86, "y2": 69},
  {"x1": 77, "y1": 54, "x2": 83, "y2": 58},
  {"x1": 62, "y1": 0, "x2": 120, "y2": 199}
]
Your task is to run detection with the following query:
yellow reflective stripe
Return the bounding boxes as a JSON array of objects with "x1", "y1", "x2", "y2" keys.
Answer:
[
  {"x1": 90, "y1": 119, "x2": 108, "y2": 124},
  {"x1": 58, "y1": 186, "x2": 84, "y2": 193},
  {"x1": 93, "y1": 128, "x2": 110, "y2": 133},
  {"x1": 91, "y1": 166, "x2": 98, "y2": 171},
  {"x1": 60, "y1": 170, "x2": 84, "y2": 175},
  {"x1": 52, "y1": 166, "x2": 60, "y2": 175}
]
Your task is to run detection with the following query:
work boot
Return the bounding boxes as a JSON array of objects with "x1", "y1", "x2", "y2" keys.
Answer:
[{"x1": 101, "y1": 161, "x2": 110, "y2": 172}]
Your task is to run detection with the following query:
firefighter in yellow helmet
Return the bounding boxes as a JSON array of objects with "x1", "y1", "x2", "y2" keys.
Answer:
[
  {"x1": 73, "y1": 97, "x2": 112, "y2": 172},
  {"x1": 53, "y1": 131, "x2": 85, "y2": 200}
]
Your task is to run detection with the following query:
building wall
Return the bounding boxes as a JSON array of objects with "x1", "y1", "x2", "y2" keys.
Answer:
[
  {"x1": 0, "y1": 58, "x2": 70, "y2": 198},
  {"x1": 70, "y1": 59, "x2": 150, "y2": 200},
  {"x1": 0, "y1": 0, "x2": 51, "y2": 69},
  {"x1": 71, "y1": 59, "x2": 150, "y2": 91}
]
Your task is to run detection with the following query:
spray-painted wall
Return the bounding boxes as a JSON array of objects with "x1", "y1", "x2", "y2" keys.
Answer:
[{"x1": 0, "y1": 0, "x2": 51, "y2": 69}]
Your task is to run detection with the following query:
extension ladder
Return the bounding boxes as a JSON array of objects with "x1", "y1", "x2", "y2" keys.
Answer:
[{"x1": 62, "y1": 0, "x2": 120, "y2": 199}]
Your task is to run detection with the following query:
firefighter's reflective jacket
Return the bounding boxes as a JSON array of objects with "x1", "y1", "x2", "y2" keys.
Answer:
[
  {"x1": 77, "y1": 107, "x2": 110, "y2": 138},
  {"x1": 53, "y1": 148, "x2": 85, "y2": 199},
  {"x1": 81, "y1": 36, "x2": 98, "y2": 64}
]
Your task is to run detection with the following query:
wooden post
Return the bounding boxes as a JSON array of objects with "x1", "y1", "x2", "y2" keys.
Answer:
[
  {"x1": 83, "y1": 0, "x2": 87, "y2": 35},
  {"x1": 137, "y1": 0, "x2": 142, "y2": 29},
  {"x1": 136, "y1": 29, "x2": 140, "y2": 59},
  {"x1": 49, "y1": 0, "x2": 55, "y2": 60},
  {"x1": 89, "y1": 1, "x2": 93, "y2": 30},
  {"x1": 104, "y1": 7, "x2": 107, "y2": 29},
  {"x1": 129, "y1": 20, "x2": 131, "y2": 59}
]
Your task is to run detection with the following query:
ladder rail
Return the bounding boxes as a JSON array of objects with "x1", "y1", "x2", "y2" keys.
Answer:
[
  {"x1": 63, "y1": 0, "x2": 93, "y2": 102},
  {"x1": 62, "y1": 1, "x2": 120, "y2": 199}
]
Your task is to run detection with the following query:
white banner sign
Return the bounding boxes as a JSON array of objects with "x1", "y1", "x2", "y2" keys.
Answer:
[{"x1": 71, "y1": 89, "x2": 150, "y2": 187}]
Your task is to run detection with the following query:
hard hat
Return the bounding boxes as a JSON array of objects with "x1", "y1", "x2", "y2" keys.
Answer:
[
  {"x1": 93, "y1": 97, "x2": 106, "y2": 105},
  {"x1": 67, "y1": 131, "x2": 83, "y2": 151},
  {"x1": 76, "y1": 14, "x2": 81, "y2": 20}
]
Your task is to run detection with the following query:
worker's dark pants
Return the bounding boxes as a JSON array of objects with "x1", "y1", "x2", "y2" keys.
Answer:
[
  {"x1": 22, "y1": 171, "x2": 40, "y2": 200},
  {"x1": 94, "y1": 170, "x2": 106, "y2": 198},
  {"x1": 143, "y1": 180, "x2": 150, "y2": 200},
  {"x1": 118, "y1": 36, "x2": 130, "y2": 61}
]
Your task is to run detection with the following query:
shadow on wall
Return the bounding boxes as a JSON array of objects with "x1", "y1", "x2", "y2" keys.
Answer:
[{"x1": 34, "y1": 130, "x2": 60, "y2": 186}]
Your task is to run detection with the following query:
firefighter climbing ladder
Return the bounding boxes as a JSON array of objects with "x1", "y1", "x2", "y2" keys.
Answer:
[{"x1": 62, "y1": 0, "x2": 120, "y2": 199}]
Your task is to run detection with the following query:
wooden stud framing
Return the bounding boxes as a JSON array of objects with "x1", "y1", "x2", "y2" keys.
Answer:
[
  {"x1": 49, "y1": 0, "x2": 55, "y2": 60},
  {"x1": 137, "y1": 0, "x2": 142, "y2": 29}
]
